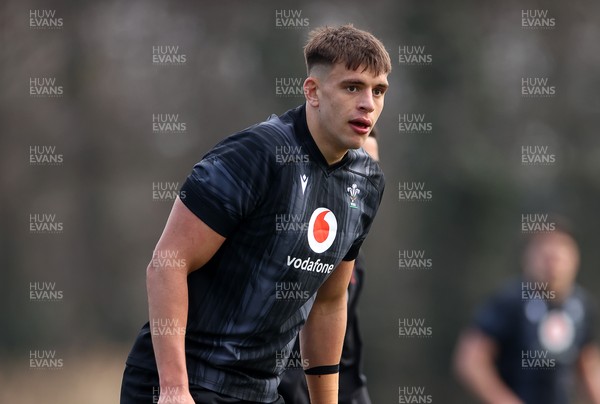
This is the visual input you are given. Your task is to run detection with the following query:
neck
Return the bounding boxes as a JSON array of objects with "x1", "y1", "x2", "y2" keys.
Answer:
[
  {"x1": 305, "y1": 104, "x2": 346, "y2": 165},
  {"x1": 552, "y1": 285, "x2": 573, "y2": 303}
]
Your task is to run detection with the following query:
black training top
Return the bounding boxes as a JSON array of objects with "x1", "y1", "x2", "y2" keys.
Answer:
[
  {"x1": 278, "y1": 252, "x2": 370, "y2": 403},
  {"x1": 474, "y1": 278, "x2": 596, "y2": 404},
  {"x1": 126, "y1": 104, "x2": 384, "y2": 402}
]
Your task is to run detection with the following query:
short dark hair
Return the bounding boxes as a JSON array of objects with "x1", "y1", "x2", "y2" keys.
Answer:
[
  {"x1": 304, "y1": 24, "x2": 392, "y2": 76},
  {"x1": 524, "y1": 215, "x2": 578, "y2": 250}
]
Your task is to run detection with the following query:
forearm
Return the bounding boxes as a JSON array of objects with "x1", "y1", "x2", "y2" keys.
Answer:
[
  {"x1": 579, "y1": 345, "x2": 600, "y2": 403},
  {"x1": 586, "y1": 373, "x2": 600, "y2": 404},
  {"x1": 454, "y1": 331, "x2": 523, "y2": 404},
  {"x1": 147, "y1": 261, "x2": 189, "y2": 389},
  {"x1": 460, "y1": 364, "x2": 523, "y2": 404},
  {"x1": 588, "y1": 378, "x2": 600, "y2": 404},
  {"x1": 301, "y1": 292, "x2": 347, "y2": 404}
]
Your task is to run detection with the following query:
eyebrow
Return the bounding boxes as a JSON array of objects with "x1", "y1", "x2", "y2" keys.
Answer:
[{"x1": 340, "y1": 79, "x2": 389, "y2": 89}]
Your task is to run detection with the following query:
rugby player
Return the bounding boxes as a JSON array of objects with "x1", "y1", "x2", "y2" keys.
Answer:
[
  {"x1": 454, "y1": 226, "x2": 600, "y2": 404},
  {"x1": 121, "y1": 24, "x2": 391, "y2": 404}
]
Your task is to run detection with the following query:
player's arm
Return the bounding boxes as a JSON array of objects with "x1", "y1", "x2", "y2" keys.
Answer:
[
  {"x1": 453, "y1": 328, "x2": 524, "y2": 404},
  {"x1": 147, "y1": 197, "x2": 225, "y2": 403},
  {"x1": 300, "y1": 259, "x2": 354, "y2": 404},
  {"x1": 578, "y1": 344, "x2": 600, "y2": 403}
]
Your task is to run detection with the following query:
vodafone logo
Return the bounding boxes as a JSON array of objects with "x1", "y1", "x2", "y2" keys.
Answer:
[
  {"x1": 538, "y1": 310, "x2": 575, "y2": 354},
  {"x1": 307, "y1": 208, "x2": 337, "y2": 253}
]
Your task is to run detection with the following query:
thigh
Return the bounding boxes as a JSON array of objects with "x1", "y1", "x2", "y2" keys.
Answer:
[
  {"x1": 190, "y1": 385, "x2": 286, "y2": 404},
  {"x1": 340, "y1": 385, "x2": 372, "y2": 404},
  {"x1": 278, "y1": 368, "x2": 310, "y2": 404},
  {"x1": 120, "y1": 365, "x2": 160, "y2": 404},
  {"x1": 121, "y1": 365, "x2": 286, "y2": 404}
]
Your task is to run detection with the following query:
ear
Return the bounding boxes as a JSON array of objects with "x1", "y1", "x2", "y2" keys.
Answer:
[{"x1": 303, "y1": 77, "x2": 319, "y2": 107}]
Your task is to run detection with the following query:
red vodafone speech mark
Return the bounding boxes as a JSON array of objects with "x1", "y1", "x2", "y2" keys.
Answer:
[{"x1": 313, "y1": 211, "x2": 330, "y2": 243}]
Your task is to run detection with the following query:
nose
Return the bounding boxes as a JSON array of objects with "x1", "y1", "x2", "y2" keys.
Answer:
[{"x1": 358, "y1": 90, "x2": 375, "y2": 113}]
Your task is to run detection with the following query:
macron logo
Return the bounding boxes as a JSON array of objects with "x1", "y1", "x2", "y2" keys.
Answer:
[{"x1": 300, "y1": 174, "x2": 308, "y2": 194}]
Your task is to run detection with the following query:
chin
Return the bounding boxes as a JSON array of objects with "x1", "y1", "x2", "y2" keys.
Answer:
[
  {"x1": 348, "y1": 133, "x2": 368, "y2": 148},
  {"x1": 344, "y1": 141, "x2": 364, "y2": 151}
]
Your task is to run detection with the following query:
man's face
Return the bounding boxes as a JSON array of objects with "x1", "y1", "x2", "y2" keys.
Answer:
[
  {"x1": 307, "y1": 63, "x2": 388, "y2": 152},
  {"x1": 523, "y1": 233, "x2": 580, "y2": 298}
]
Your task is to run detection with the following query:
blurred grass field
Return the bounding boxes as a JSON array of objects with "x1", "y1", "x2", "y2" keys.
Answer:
[
  {"x1": 0, "y1": 345, "x2": 594, "y2": 403},
  {"x1": 0, "y1": 345, "x2": 129, "y2": 404}
]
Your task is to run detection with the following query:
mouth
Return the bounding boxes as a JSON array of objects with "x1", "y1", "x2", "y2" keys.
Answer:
[{"x1": 348, "y1": 118, "x2": 372, "y2": 135}]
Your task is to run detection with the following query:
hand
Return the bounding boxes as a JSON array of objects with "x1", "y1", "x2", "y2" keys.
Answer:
[{"x1": 157, "y1": 386, "x2": 195, "y2": 404}]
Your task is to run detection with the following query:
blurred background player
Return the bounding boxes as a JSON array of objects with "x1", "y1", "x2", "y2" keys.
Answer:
[
  {"x1": 454, "y1": 223, "x2": 600, "y2": 404},
  {"x1": 277, "y1": 128, "x2": 380, "y2": 404}
]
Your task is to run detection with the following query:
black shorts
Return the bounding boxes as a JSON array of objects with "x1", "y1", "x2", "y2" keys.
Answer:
[
  {"x1": 341, "y1": 386, "x2": 372, "y2": 404},
  {"x1": 120, "y1": 365, "x2": 285, "y2": 404},
  {"x1": 278, "y1": 367, "x2": 371, "y2": 404}
]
